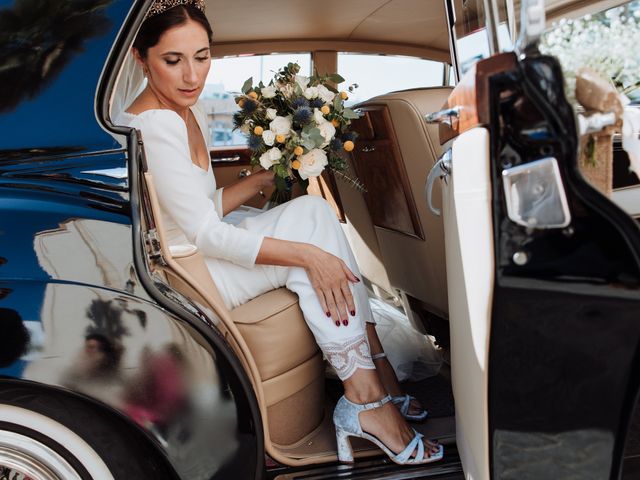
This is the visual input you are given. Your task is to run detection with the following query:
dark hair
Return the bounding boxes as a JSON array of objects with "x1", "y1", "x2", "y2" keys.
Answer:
[
  {"x1": 133, "y1": 5, "x2": 213, "y2": 58},
  {"x1": 0, "y1": 308, "x2": 30, "y2": 368}
]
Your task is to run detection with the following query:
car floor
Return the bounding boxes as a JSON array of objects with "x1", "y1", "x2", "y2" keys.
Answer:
[{"x1": 272, "y1": 366, "x2": 456, "y2": 462}]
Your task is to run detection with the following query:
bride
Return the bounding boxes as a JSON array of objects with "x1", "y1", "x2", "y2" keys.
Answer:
[{"x1": 115, "y1": 0, "x2": 443, "y2": 465}]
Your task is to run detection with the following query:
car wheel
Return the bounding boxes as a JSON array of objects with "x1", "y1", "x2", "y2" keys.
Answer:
[{"x1": 0, "y1": 384, "x2": 177, "y2": 479}]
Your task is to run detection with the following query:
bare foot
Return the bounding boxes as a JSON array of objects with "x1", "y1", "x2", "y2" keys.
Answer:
[
  {"x1": 365, "y1": 323, "x2": 426, "y2": 418},
  {"x1": 373, "y1": 355, "x2": 426, "y2": 418},
  {"x1": 355, "y1": 399, "x2": 440, "y2": 459}
]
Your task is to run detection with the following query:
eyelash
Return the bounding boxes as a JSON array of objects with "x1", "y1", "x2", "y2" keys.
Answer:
[{"x1": 165, "y1": 56, "x2": 209, "y2": 65}]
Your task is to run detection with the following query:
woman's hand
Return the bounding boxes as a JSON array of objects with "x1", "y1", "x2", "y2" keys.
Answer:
[
  {"x1": 304, "y1": 246, "x2": 360, "y2": 327},
  {"x1": 255, "y1": 238, "x2": 359, "y2": 327},
  {"x1": 220, "y1": 168, "x2": 275, "y2": 215}
]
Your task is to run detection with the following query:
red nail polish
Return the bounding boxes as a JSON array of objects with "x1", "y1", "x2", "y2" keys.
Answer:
[
  {"x1": 326, "y1": 311, "x2": 331, "y2": 317},
  {"x1": 335, "y1": 320, "x2": 340, "y2": 327},
  {"x1": 342, "y1": 319, "x2": 349, "y2": 326},
  {"x1": 350, "y1": 310, "x2": 356, "y2": 316}
]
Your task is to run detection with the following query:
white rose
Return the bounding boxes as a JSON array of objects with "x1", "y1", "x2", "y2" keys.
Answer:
[
  {"x1": 259, "y1": 147, "x2": 282, "y2": 170},
  {"x1": 297, "y1": 148, "x2": 328, "y2": 180},
  {"x1": 303, "y1": 86, "x2": 319, "y2": 99},
  {"x1": 316, "y1": 120, "x2": 336, "y2": 147},
  {"x1": 266, "y1": 108, "x2": 277, "y2": 120},
  {"x1": 295, "y1": 75, "x2": 310, "y2": 89},
  {"x1": 261, "y1": 85, "x2": 277, "y2": 98},
  {"x1": 269, "y1": 115, "x2": 292, "y2": 136},
  {"x1": 317, "y1": 84, "x2": 336, "y2": 104},
  {"x1": 313, "y1": 108, "x2": 325, "y2": 125},
  {"x1": 262, "y1": 129, "x2": 275, "y2": 146}
]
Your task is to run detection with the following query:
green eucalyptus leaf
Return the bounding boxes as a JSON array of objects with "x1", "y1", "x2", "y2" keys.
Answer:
[
  {"x1": 342, "y1": 108, "x2": 360, "y2": 120},
  {"x1": 241, "y1": 77, "x2": 253, "y2": 94},
  {"x1": 328, "y1": 73, "x2": 345, "y2": 84}
]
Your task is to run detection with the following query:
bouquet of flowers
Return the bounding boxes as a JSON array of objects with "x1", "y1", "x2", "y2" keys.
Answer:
[
  {"x1": 539, "y1": 4, "x2": 640, "y2": 104},
  {"x1": 233, "y1": 62, "x2": 363, "y2": 202}
]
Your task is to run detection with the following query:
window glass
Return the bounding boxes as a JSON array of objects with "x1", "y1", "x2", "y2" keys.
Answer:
[
  {"x1": 201, "y1": 53, "x2": 311, "y2": 147},
  {"x1": 451, "y1": 0, "x2": 511, "y2": 75},
  {"x1": 337, "y1": 53, "x2": 444, "y2": 105}
]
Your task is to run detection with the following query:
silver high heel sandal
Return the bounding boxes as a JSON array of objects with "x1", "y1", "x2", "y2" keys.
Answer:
[
  {"x1": 371, "y1": 352, "x2": 429, "y2": 422},
  {"x1": 333, "y1": 394, "x2": 444, "y2": 465}
]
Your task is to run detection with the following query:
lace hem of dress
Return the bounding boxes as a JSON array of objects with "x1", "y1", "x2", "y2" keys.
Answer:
[{"x1": 320, "y1": 334, "x2": 375, "y2": 381}]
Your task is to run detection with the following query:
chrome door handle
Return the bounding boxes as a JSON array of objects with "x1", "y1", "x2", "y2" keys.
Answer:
[
  {"x1": 425, "y1": 107, "x2": 461, "y2": 127},
  {"x1": 361, "y1": 145, "x2": 376, "y2": 152},
  {"x1": 425, "y1": 149, "x2": 452, "y2": 216},
  {"x1": 238, "y1": 168, "x2": 251, "y2": 178}
]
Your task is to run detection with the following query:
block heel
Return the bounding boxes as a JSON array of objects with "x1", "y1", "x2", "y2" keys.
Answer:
[{"x1": 335, "y1": 427, "x2": 354, "y2": 463}]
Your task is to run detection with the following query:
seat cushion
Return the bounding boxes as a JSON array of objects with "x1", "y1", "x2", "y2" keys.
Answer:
[{"x1": 231, "y1": 288, "x2": 319, "y2": 381}]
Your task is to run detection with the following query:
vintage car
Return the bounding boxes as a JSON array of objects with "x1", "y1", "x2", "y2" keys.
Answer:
[{"x1": 1, "y1": 0, "x2": 639, "y2": 478}]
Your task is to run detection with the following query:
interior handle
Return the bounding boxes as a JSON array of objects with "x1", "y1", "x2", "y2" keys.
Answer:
[
  {"x1": 425, "y1": 107, "x2": 461, "y2": 127},
  {"x1": 361, "y1": 145, "x2": 376, "y2": 152},
  {"x1": 238, "y1": 168, "x2": 251, "y2": 178},
  {"x1": 425, "y1": 149, "x2": 452, "y2": 216}
]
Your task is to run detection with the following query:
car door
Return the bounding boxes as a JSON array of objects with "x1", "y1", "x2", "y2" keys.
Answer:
[{"x1": 428, "y1": 0, "x2": 640, "y2": 478}]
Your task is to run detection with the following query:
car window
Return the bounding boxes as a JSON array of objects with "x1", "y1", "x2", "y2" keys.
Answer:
[
  {"x1": 450, "y1": 0, "x2": 511, "y2": 76},
  {"x1": 337, "y1": 53, "x2": 445, "y2": 105},
  {"x1": 202, "y1": 53, "x2": 311, "y2": 147}
]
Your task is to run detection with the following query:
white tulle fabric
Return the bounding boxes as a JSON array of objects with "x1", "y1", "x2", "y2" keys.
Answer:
[{"x1": 114, "y1": 91, "x2": 375, "y2": 380}]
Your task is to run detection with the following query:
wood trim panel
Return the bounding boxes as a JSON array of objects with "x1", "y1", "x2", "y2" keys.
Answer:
[
  {"x1": 350, "y1": 105, "x2": 424, "y2": 239},
  {"x1": 210, "y1": 145, "x2": 252, "y2": 165},
  {"x1": 438, "y1": 52, "x2": 517, "y2": 144},
  {"x1": 211, "y1": 40, "x2": 451, "y2": 63}
]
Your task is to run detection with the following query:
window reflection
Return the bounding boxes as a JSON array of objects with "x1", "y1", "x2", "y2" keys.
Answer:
[{"x1": 0, "y1": 0, "x2": 112, "y2": 112}]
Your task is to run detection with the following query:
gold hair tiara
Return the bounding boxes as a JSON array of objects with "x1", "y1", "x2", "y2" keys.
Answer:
[{"x1": 146, "y1": 0, "x2": 206, "y2": 18}]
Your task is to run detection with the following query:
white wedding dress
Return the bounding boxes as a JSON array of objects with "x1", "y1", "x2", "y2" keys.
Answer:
[{"x1": 116, "y1": 105, "x2": 376, "y2": 380}]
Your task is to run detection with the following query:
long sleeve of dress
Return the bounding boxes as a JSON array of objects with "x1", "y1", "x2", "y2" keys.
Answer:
[{"x1": 131, "y1": 109, "x2": 264, "y2": 269}]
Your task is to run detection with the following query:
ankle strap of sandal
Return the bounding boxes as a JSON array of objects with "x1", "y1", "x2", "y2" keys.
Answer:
[
  {"x1": 371, "y1": 352, "x2": 387, "y2": 360},
  {"x1": 360, "y1": 394, "x2": 392, "y2": 411}
]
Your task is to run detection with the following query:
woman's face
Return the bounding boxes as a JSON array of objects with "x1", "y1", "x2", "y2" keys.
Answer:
[{"x1": 140, "y1": 18, "x2": 211, "y2": 110}]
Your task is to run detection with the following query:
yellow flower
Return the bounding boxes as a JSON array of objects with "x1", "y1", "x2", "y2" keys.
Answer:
[
  {"x1": 343, "y1": 140, "x2": 354, "y2": 152},
  {"x1": 276, "y1": 134, "x2": 286, "y2": 143},
  {"x1": 320, "y1": 105, "x2": 330, "y2": 115},
  {"x1": 292, "y1": 160, "x2": 301, "y2": 170},
  {"x1": 254, "y1": 126, "x2": 264, "y2": 135},
  {"x1": 331, "y1": 119, "x2": 340, "y2": 127},
  {"x1": 294, "y1": 146, "x2": 304, "y2": 156},
  {"x1": 248, "y1": 91, "x2": 258, "y2": 100},
  {"x1": 340, "y1": 91, "x2": 348, "y2": 100}
]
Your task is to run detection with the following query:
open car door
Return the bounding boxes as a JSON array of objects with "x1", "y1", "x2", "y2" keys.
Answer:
[{"x1": 429, "y1": 0, "x2": 640, "y2": 478}]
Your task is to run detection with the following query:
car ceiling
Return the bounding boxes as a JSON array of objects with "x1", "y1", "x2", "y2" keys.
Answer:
[{"x1": 204, "y1": 0, "x2": 631, "y2": 61}]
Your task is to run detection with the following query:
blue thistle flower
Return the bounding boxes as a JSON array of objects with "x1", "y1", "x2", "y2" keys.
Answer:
[
  {"x1": 242, "y1": 99, "x2": 257, "y2": 113},
  {"x1": 248, "y1": 134, "x2": 262, "y2": 151},
  {"x1": 232, "y1": 112, "x2": 244, "y2": 129},
  {"x1": 309, "y1": 98, "x2": 324, "y2": 109},
  {"x1": 291, "y1": 97, "x2": 309, "y2": 109},
  {"x1": 342, "y1": 131, "x2": 357, "y2": 142},
  {"x1": 330, "y1": 138, "x2": 343, "y2": 151},
  {"x1": 293, "y1": 106, "x2": 312, "y2": 125}
]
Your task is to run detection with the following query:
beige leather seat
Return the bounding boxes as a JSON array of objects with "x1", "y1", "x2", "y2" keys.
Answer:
[
  {"x1": 338, "y1": 87, "x2": 452, "y2": 322},
  {"x1": 142, "y1": 172, "x2": 324, "y2": 447}
]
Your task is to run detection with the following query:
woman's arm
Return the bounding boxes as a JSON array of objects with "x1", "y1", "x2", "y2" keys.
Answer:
[
  {"x1": 219, "y1": 170, "x2": 274, "y2": 216},
  {"x1": 256, "y1": 237, "x2": 359, "y2": 326}
]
